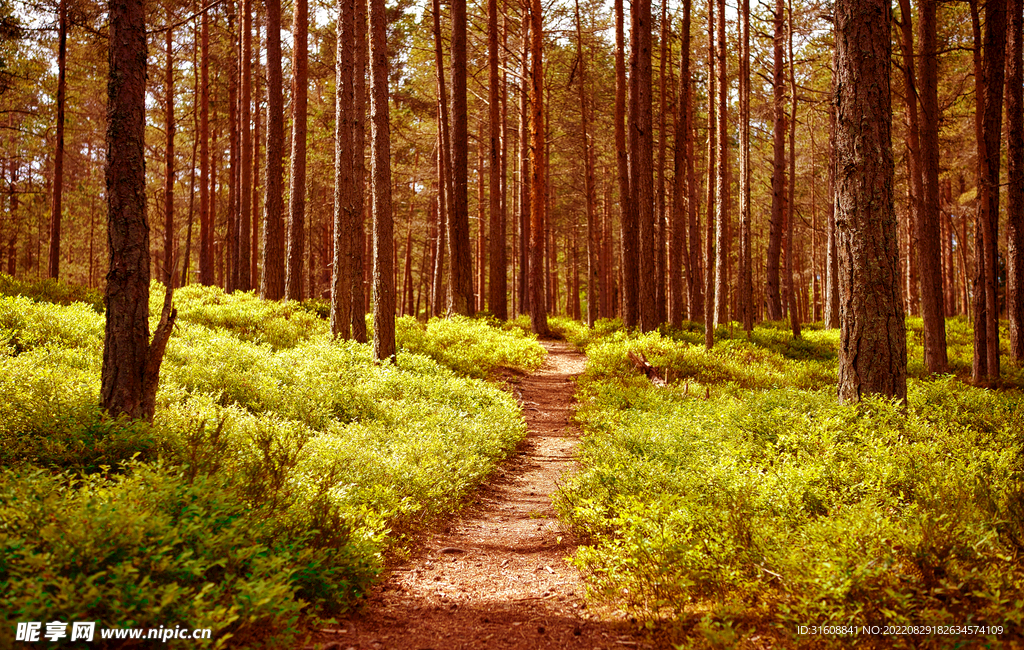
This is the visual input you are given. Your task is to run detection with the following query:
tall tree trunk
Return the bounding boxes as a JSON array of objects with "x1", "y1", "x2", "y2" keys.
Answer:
[
  {"x1": 834, "y1": 0, "x2": 907, "y2": 402},
  {"x1": 614, "y1": 0, "x2": 637, "y2": 327},
  {"x1": 575, "y1": 0, "x2": 599, "y2": 327},
  {"x1": 477, "y1": 120, "x2": 487, "y2": 312},
  {"x1": 785, "y1": 0, "x2": 800, "y2": 338},
  {"x1": 766, "y1": 0, "x2": 785, "y2": 321},
  {"x1": 251, "y1": 36, "x2": 261, "y2": 289},
  {"x1": 332, "y1": 0, "x2": 355, "y2": 338},
  {"x1": 630, "y1": 0, "x2": 655, "y2": 331},
  {"x1": 1009, "y1": 0, "x2": 1024, "y2": 362},
  {"x1": 528, "y1": 0, "x2": 548, "y2": 335},
  {"x1": 48, "y1": 0, "x2": 67, "y2": 280},
  {"x1": 704, "y1": 0, "x2": 716, "y2": 349},
  {"x1": 163, "y1": 23, "x2": 175, "y2": 286},
  {"x1": 917, "y1": 0, "x2": 949, "y2": 371},
  {"x1": 738, "y1": 0, "x2": 752, "y2": 332},
  {"x1": 683, "y1": 1, "x2": 701, "y2": 322},
  {"x1": 449, "y1": 0, "x2": 475, "y2": 315},
  {"x1": 670, "y1": 1, "x2": 690, "y2": 328},
  {"x1": 351, "y1": 0, "x2": 368, "y2": 341},
  {"x1": 488, "y1": 0, "x2": 507, "y2": 319},
  {"x1": 286, "y1": 0, "x2": 308, "y2": 300},
  {"x1": 102, "y1": 0, "x2": 176, "y2": 421},
  {"x1": 225, "y1": 8, "x2": 238, "y2": 293},
  {"x1": 655, "y1": 1, "x2": 668, "y2": 325},
  {"x1": 199, "y1": 7, "x2": 213, "y2": 285},
  {"x1": 971, "y1": 0, "x2": 1006, "y2": 383},
  {"x1": 824, "y1": 46, "x2": 840, "y2": 328},
  {"x1": 713, "y1": 0, "x2": 729, "y2": 327},
  {"x1": 518, "y1": 14, "x2": 531, "y2": 316},
  {"x1": 181, "y1": 27, "x2": 199, "y2": 287},
  {"x1": 238, "y1": 0, "x2": 252, "y2": 290},
  {"x1": 896, "y1": 0, "x2": 922, "y2": 319},
  {"x1": 369, "y1": 0, "x2": 395, "y2": 359},
  {"x1": 261, "y1": 0, "x2": 285, "y2": 299}
]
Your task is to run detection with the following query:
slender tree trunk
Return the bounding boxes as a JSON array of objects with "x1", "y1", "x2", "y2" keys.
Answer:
[
  {"x1": 225, "y1": 9, "x2": 238, "y2": 292},
  {"x1": 181, "y1": 27, "x2": 199, "y2": 287},
  {"x1": 614, "y1": 0, "x2": 636, "y2": 327},
  {"x1": 163, "y1": 23, "x2": 175, "y2": 286},
  {"x1": 683, "y1": 2, "x2": 701, "y2": 322},
  {"x1": 251, "y1": 38, "x2": 261, "y2": 289},
  {"x1": 738, "y1": 0, "x2": 752, "y2": 332},
  {"x1": 670, "y1": 1, "x2": 690, "y2": 328},
  {"x1": 575, "y1": 0, "x2": 599, "y2": 327},
  {"x1": 285, "y1": 0, "x2": 307, "y2": 300},
  {"x1": 766, "y1": 0, "x2": 785, "y2": 321},
  {"x1": 786, "y1": 0, "x2": 800, "y2": 338},
  {"x1": 518, "y1": 15, "x2": 531, "y2": 317},
  {"x1": 704, "y1": 0, "x2": 716, "y2": 349},
  {"x1": 917, "y1": 0, "x2": 949, "y2": 371},
  {"x1": 48, "y1": 0, "x2": 67, "y2": 280},
  {"x1": 1009, "y1": 0, "x2": 1024, "y2": 362},
  {"x1": 487, "y1": 0, "x2": 507, "y2": 319},
  {"x1": 261, "y1": 0, "x2": 285, "y2": 299},
  {"x1": 449, "y1": 0, "x2": 475, "y2": 316},
  {"x1": 897, "y1": 0, "x2": 923, "y2": 319},
  {"x1": 528, "y1": 0, "x2": 548, "y2": 335},
  {"x1": 369, "y1": 0, "x2": 395, "y2": 358},
  {"x1": 199, "y1": 8, "x2": 213, "y2": 285},
  {"x1": 238, "y1": 0, "x2": 252, "y2": 290},
  {"x1": 477, "y1": 120, "x2": 487, "y2": 312},
  {"x1": 102, "y1": 0, "x2": 176, "y2": 421},
  {"x1": 352, "y1": 0, "x2": 368, "y2": 341},
  {"x1": 332, "y1": 0, "x2": 354, "y2": 338},
  {"x1": 834, "y1": 0, "x2": 907, "y2": 402},
  {"x1": 655, "y1": 1, "x2": 668, "y2": 325},
  {"x1": 825, "y1": 47, "x2": 840, "y2": 328},
  {"x1": 629, "y1": 0, "x2": 655, "y2": 331},
  {"x1": 713, "y1": 0, "x2": 729, "y2": 327}
]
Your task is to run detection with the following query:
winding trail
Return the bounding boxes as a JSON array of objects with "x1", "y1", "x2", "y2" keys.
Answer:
[{"x1": 312, "y1": 341, "x2": 656, "y2": 650}]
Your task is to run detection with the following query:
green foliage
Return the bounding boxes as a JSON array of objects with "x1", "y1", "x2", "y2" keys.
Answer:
[
  {"x1": 0, "y1": 285, "x2": 531, "y2": 645},
  {"x1": 395, "y1": 314, "x2": 546, "y2": 378},
  {"x1": 0, "y1": 274, "x2": 104, "y2": 312},
  {"x1": 558, "y1": 323, "x2": 1024, "y2": 646}
]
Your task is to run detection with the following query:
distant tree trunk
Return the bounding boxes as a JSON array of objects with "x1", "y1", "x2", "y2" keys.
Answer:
[
  {"x1": 351, "y1": 0, "x2": 368, "y2": 342},
  {"x1": 824, "y1": 46, "x2": 840, "y2": 329},
  {"x1": 655, "y1": 1, "x2": 668, "y2": 326},
  {"x1": 449, "y1": 0, "x2": 475, "y2": 316},
  {"x1": 971, "y1": 0, "x2": 1006, "y2": 383},
  {"x1": 163, "y1": 23, "x2": 175, "y2": 286},
  {"x1": 1009, "y1": 0, "x2": 1024, "y2": 362},
  {"x1": 737, "y1": 0, "x2": 751, "y2": 332},
  {"x1": 528, "y1": 0, "x2": 548, "y2": 335},
  {"x1": 896, "y1": 0, "x2": 922, "y2": 320},
  {"x1": 786, "y1": 0, "x2": 800, "y2": 338},
  {"x1": 713, "y1": 0, "x2": 729, "y2": 327},
  {"x1": 917, "y1": 0, "x2": 949, "y2": 372},
  {"x1": 251, "y1": 37, "x2": 261, "y2": 288},
  {"x1": 369, "y1": 0, "x2": 395, "y2": 359},
  {"x1": 834, "y1": 0, "x2": 907, "y2": 402},
  {"x1": 681, "y1": 1, "x2": 701, "y2": 322},
  {"x1": 629, "y1": 0, "x2": 655, "y2": 331},
  {"x1": 286, "y1": 0, "x2": 308, "y2": 300},
  {"x1": 331, "y1": 0, "x2": 354, "y2": 338},
  {"x1": 614, "y1": 0, "x2": 637, "y2": 328},
  {"x1": 431, "y1": 0, "x2": 451, "y2": 317},
  {"x1": 237, "y1": 0, "x2": 252, "y2": 291},
  {"x1": 766, "y1": 0, "x2": 785, "y2": 321},
  {"x1": 518, "y1": 14, "x2": 531, "y2": 317},
  {"x1": 574, "y1": 0, "x2": 599, "y2": 327},
  {"x1": 199, "y1": 8, "x2": 213, "y2": 285},
  {"x1": 225, "y1": 8, "x2": 238, "y2": 293},
  {"x1": 477, "y1": 120, "x2": 487, "y2": 312},
  {"x1": 261, "y1": 0, "x2": 285, "y2": 299},
  {"x1": 671, "y1": 0, "x2": 691, "y2": 327},
  {"x1": 704, "y1": 0, "x2": 716, "y2": 349},
  {"x1": 48, "y1": 0, "x2": 67, "y2": 280},
  {"x1": 102, "y1": 0, "x2": 176, "y2": 422},
  {"x1": 488, "y1": 0, "x2": 507, "y2": 319},
  {"x1": 181, "y1": 29, "x2": 199, "y2": 287}
]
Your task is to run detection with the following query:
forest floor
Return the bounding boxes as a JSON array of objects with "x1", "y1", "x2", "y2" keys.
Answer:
[{"x1": 308, "y1": 340, "x2": 664, "y2": 650}]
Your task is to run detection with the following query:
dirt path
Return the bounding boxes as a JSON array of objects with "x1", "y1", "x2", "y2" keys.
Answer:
[{"x1": 311, "y1": 341, "x2": 656, "y2": 650}]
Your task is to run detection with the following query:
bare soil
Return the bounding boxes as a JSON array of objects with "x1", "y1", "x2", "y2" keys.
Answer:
[{"x1": 309, "y1": 340, "x2": 663, "y2": 650}]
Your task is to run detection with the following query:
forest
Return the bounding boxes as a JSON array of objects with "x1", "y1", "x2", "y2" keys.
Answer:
[{"x1": 0, "y1": 0, "x2": 1023, "y2": 643}]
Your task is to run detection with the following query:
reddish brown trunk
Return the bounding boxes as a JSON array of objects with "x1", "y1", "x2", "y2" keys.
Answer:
[
  {"x1": 286, "y1": 0, "x2": 308, "y2": 300},
  {"x1": 766, "y1": 0, "x2": 785, "y2": 321},
  {"x1": 528, "y1": 0, "x2": 548, "y2": 335},
  {"x1": 163, "y1": 23, "x2": 175, "y2": 286},
  {"x1": 1009, "y1": 0, "x2": 1024, "y2": 361},
  {"x1": 48, "y1": 0, "x2": 67, "y2": 280},
  {"x1": 261, "y1": 0, "x2": 285, "y2": 299}
]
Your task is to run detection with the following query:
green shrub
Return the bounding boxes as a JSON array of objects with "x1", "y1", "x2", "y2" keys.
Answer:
[
  {"x1": 0, "y1": 274, "x2": 104, "y2": 312},
  {"x1": 395, "y1": 314, "x2": 546, "y2": 377}
]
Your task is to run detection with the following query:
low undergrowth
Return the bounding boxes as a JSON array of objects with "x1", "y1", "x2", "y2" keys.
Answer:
[
  {"x1": 557, "y1": 324, "x2": 1024, "y2": 648},
  {"x1": 0, "y1": 282, "x2": 543, "y2": 648}
]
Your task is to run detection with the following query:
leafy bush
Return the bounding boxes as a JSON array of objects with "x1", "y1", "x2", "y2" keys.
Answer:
[
  {"x1": 395, "y1": 314, "x2": 546, "y2": 377},
  {"x1": 558, "y1": 324, "x2": 1024, "y2": 647},
  {"x1": 0, "y1": 273, "x2": 104, "y2": 312},
  {"x1": 0, "y1": 285, "x2": 531, "y2": 646}
]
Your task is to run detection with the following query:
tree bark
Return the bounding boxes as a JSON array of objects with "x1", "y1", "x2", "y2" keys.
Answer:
[
  {"x1": 199, "y1": 8, "x2": 213, "y2": 285},
  {"x1": 655, "y1": 1, "x2": 668, "y2": 326},
  {"x1": 261, "y1": 0, "x2": 285, "y2": 300},
  {"x1": 834, "y1": 0, "x2": 907, "y2": 402},
  {"x1": 430, "y1": 0, "x2": 452, "y2": 318},
  {"x1": 528, "y1": 0, "x2": 548, "y2": 335},
  {"x1": 824, "y1": 45, "x2": 840, "y2": 329},
  {"x1": 629, "y1": 0, "x2": 655, "y2": 331},
  {"x1": 917, "y1": 0, "x2": 949, "y2": 372},
  {"x1": 518, "y1": 13, "x2": 531, "y2": 317},
  {"x1": 449, "y1": 0, "x2": 475, "y2": 315},
  {"x1": 713, "y1": 0, "x2": 729, "y2": 327},
  {"x1": 896, "y1": 0, "x2": 923, "y2": 321},
  {"x1": 574, "y1": 0, "x2": 599, "y2": 327},
  {"x1": 786, "y1": 0, "x2": 800, "y2": 338},
  {"x1": 766, "y1": 0, "x2": 785, "y2": 321},
  {"x1": 739, "y1": 0, "x2": 752, "y2": 332},
  {"x1": 238, "y1": 0, "x2": 252, "y2": 290},
  {"x1": 48, "y1": 0, "x2": 67, "y2": 280},
  {"x1": 163, "y1": 23, "x2": 175, "y2": 286},
  {"x1": 1009, "y1": 0, "x2": 1024, "y2": 362},
  {"x1": 332, "y1": 0, "x2": 355, "y2": 338},
  {"x1": 614, "y1": 0, "x2": 636, "y2": 328},
  {"x1": 102, "y1": 0, "x2": 176, "y2": 422},
  {"x1": 488, "y1": 0, "x2": 507, "y2": 319},
  {"x1": 670, "y1": 0, "x2": 691, "y2": 328},
  {"x1": 351, "y1": 0, "x2": 368, "y2": 341},
  {"x1": 369, "y1": 0, "x2": 395, "y2": 359},
  {"x1": 285, "y1": 0, "x2": 308, "y2": 300}
]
